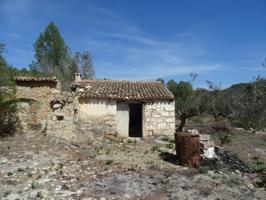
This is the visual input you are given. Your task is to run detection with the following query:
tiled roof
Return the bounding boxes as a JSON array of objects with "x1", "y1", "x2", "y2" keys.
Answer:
[
  {"x1": 72, "y1": 80, "x2": 174, "y2": 101},
  {"x1": 14, "y1": 76, "x2": 58, "y2": 82}
]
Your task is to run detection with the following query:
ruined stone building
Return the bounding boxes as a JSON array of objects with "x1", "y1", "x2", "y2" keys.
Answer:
[
  {"x1": 14, "y1": 76, "x2": 61, "y2": 132},
  {"x1": 15, "y1": 74, "x2": 175, "y2": 141},
  {"x1": 71, "y1": 74, "x2": 175, "y2": 138}
]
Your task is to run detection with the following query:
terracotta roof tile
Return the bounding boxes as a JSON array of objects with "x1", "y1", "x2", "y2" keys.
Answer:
[{"x1": 72, "y1": 80, "x2": 174, "y2": 101}]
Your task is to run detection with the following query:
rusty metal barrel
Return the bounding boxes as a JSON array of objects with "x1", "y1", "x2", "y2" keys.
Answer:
[{"x1": 175, "y1": 133, "x2": 200, "y2": 168}]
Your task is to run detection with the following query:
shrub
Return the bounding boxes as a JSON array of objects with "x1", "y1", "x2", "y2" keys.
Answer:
[
  {"x1": 151, "y1": 144, "x2": 160, "y2": 152},
  {"x1": 31, "y1": 181, "x2": 37, "y2": 189},
  {"x1": 62, "y1": 183, "x2": 69, "y2": 190},
  {"x1": 165, "y1": 143, "x2": 174, "y2": 149},
  {"x1": 212, "y1": 131, "x2": 232, "y2": 146},
  {"x1": 0, "y1": 88, "x2": 18, "y2": 137},
  {"x1": 105, "y1": 160, "x2": 113, "y2": 165},
  {"x1": 251, "y1": 156, "x2": 266, "y2": 174},
  {"x1": 7, "y1": 171, "x2": 13, "y2": 176},
  {"x1": 36, "y1": 191, "x2": 43, "y2": 199}
]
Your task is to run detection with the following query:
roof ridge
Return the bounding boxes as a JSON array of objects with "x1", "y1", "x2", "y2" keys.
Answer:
[
  {"x1": 14, "y1": 76, "x2": 58, "y2": 81},
  {"x1": 75, "y1": 79, "x2": 163, "y2": 83}
]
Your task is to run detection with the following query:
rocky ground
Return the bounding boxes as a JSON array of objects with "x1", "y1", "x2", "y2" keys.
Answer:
[{"x1": 0, "y1": 132, "x2": 265, "y2": 200}]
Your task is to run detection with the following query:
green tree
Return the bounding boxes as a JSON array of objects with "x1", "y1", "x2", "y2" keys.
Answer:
[
  {"x1": 0, "y1": 43, "x2": 6, "y2": 66},
  {"x1": 205, "y1": 81, "x2": 232, "y2": 121},
  {"x1": 0, "y1": 43, "x2": 18, "y2": 136},
  {"x1": 229, "y1": 79, "x2": 266, "y2": 129},
  {"x1": 167, "y1": 80, "x2": 200, "y2": 132},
  {"x1": 166, "y1": 79, "x2": 179, "y2": 98},
  {"x1": 32, "y1": 22, "x2": 68, "y2": 73},
  {"x1": 31, "y1": 22, "x2": 73, "y2": 90}
]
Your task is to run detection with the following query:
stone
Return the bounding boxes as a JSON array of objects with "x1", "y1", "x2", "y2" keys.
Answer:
[
  {"x1": 54, "y1": 111, "x2": 64, "y2": 117},
  {"x1": 247, "y1": 183, "x2": 254, "y2": 190},
  {"x1": 67, "y1": 97, "x2": 74, "y2": 103},
  {"x1": 3, "y1": 193, "x2": 21, "y2": 200},
  {"x1": 105, "y1": 120, "x2": 116, "y2": 126},
  {"x1": 51, "y1": 116, "x2": 57, "y2": 121},
  {"x1": 53, "y1": 104, "x2": 61, "y2": 109},
  {"x1": 51, "y1": 88, "x2": 60, "y2": 94}
]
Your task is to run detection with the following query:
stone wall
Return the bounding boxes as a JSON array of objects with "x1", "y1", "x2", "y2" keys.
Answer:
[
  {"x1": 16, "y1": 81, "x2": 175, "y2": 140},
  {"x1": 46, "y1": 92, "x2": 76, "y2": 141},
  {"x1": 143, "y1": 100, "x2": 175, "y2": 136},
  {"x1": 77, "y1": 98, "x2": 117, "y2": 137},
  {"x1": 76, "y1": 99, "x2": 175, "y2": 138},
  {"x1": 16, "y1": 81, "x2": 61, "y2": 132}
]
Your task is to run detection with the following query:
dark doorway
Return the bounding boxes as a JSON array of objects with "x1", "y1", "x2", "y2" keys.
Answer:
[{"x1": 129, "y1": 103, "x2": 142, "y2": 137}]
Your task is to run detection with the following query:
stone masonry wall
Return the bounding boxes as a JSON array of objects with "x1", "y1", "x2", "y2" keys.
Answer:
[
  {"x1": 16, "y1": 81, "x2": 175, "y2": 141},
  {"x1": 46, "y1": 92, "x2": 76, "y2": 141},
  {"x1": 77, "y1": 98, "x2": 117, "y2": 138},
  {"x1": 16, "y1": 82, "x2": 61, "y2": 132},
  {"x1": 143, "y1": 100, "x2": 175, "y2": 136}
]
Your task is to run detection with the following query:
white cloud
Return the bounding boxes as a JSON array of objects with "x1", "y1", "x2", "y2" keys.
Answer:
[
  {"x1": 80, "y1": 23, "x2": 220, "y2": 80},
  {"x1": 97, "y1": 64, "x2": 220, "y2": 80},
  {"x1": 0, "y1": 1, "x2": 223, "y2": 79}
]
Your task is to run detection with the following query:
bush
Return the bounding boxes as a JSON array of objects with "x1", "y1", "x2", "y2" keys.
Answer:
[
  {"x1": 0, "y1": 88, "x2": 18, "y2": 137},
  {"x1": 212, "y1": 131, "x2": 232, "y2": 147}
]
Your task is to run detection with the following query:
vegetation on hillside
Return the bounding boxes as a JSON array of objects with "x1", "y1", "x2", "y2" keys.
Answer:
[{"x1": 163, "y1": 72, "x2": 266, "y2": 131}]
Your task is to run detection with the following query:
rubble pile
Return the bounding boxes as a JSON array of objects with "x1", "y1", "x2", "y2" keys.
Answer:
[{"x1": 218, "y1": 152, "x2": 252, "y2": 173}]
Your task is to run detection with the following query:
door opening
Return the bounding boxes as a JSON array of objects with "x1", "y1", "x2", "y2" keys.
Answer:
[{"x1": 129, "y1": 103, "x2": 142, "y2": 137}]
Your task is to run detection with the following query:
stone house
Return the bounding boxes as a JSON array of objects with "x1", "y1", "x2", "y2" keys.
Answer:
[
  {"x1": 14, "y1": 76, "x2": 61, "y2": 132},
  {"x1": 71, "y1": 74, "x2": 176, "y2": 138}
]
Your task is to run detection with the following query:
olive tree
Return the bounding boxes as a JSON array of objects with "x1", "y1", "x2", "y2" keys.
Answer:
[
  {"x1": 205, "y1": 81, "x2": 232, "y2": 121},
  {"x1": 167, "y1": 80, "x2": 200, "y2": 132}
]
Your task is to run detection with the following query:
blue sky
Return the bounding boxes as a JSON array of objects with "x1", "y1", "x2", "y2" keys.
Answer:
[{"x1": 0, "y1": 0, "x2": 265, "y2": 88}]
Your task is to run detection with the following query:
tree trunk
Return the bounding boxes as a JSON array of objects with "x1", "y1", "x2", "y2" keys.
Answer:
[{"x1": 177, "y1": 113, "x2": 188, "y2": 132}]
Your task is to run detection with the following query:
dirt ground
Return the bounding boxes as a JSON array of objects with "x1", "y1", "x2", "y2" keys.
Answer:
[{"x1": 1, "y1": 131, "x2": 266, "y2": 200}]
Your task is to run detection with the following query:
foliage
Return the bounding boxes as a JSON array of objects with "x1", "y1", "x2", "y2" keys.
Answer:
[
  {"x1": 32, "y1": 22, "x2": 68, "y2": 73},
  {"x1": 165, "y1": 143, "x2": 174, "y2": 149},
  {"x1": 167, "y1": 74, "x2": 266, "y2": 130},
  {"x1": 251, "y1": 156, "x2": 266, "y2": 174},
  {"x1": 0, "y1": 43, "x2": 7, "y2": 66},
  {"x1": 213, "y1": 131, "x2": 232, "y2": 146},
  {"x1": 73, "y1": 51, "x2": 95, "y2": 79},
  {"x1": 167, "y1": 79, "x2": 200, "y2": 132},
  {"x1": 226, "y1": 79, "x2": 266, "y2": 129},
  {"x1": 31, "y1": 22, "x2": 75, "y2": 90},
  {"x1": 151, "y1": 144, "x2": 160, "y2": 152},
  {"x1": 31, "y1": 22, "x2": 95, "y2": 90},
  {"x1": 0, "y1": 43, "x2": 18, "y2": 137},
  {"x1": 0, "y1": 88, "x2": 18, "y2": 136},
  {"x1": 166, "y1": 79, "x2": 179, "y2": 98},
  {"x1": 204, "y1": 81, "x2": 232, "y2": 121}
]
